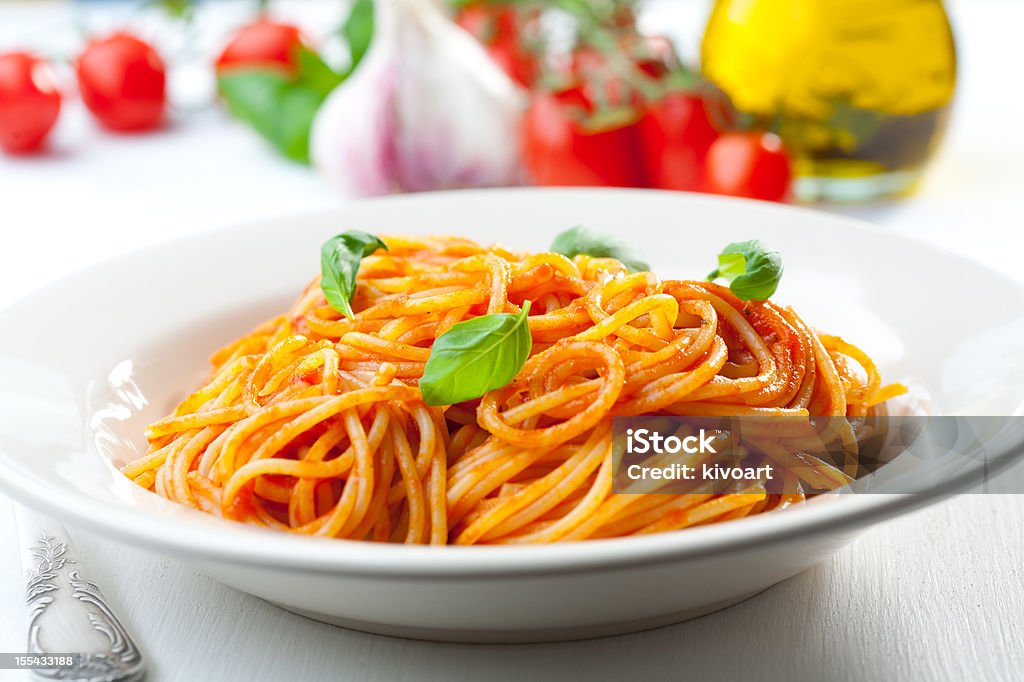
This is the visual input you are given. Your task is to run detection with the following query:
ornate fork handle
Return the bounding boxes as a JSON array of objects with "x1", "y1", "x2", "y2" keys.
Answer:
[{"x1": 16, "y1": 507, "x2": 146, "y2": 682}]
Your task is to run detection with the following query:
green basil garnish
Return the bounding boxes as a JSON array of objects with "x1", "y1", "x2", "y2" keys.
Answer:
[
  {"x1": 551, "y1": 226, "x2": 649, "y2": 273},
  {"x1": 320, "y1": 231, "x2": 388, "y2": 319},
  {"x1": 707, "y1": 240, "x2": 783, "y2": 301},
  {"x1": 420, "y1": 301, "x2": 533, "y2": 406}
]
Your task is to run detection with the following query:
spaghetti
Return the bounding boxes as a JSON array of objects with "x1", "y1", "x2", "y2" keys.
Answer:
[{"x1": 125, "y1": 234, "x2": 904, "y2": 544}]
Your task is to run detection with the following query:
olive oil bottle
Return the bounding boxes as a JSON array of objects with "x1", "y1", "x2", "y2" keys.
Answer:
[{"x1": 701, "y1": 0, "x2": 957, "y2": 202}]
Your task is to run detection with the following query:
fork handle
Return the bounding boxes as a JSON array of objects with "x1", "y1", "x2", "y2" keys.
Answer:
[{"x1": 16, "y1": 507, "x2": 146, "y2": 682}]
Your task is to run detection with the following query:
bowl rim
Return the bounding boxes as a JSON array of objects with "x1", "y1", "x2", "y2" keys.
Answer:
[
  {"x1": 2, "y1": 187, "x2": 1022, "y2": 579},
  {"x1": 0, "y1": 460, "x2": 1010, "y2": 579}
]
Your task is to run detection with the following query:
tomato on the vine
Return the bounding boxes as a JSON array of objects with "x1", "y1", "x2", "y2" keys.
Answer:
[
  {"x1": 0, "y1": 51, "x2": 61, "y2": 154},
  {"x1": 639, "y1": 90, "x2": 719, "y2": 192},
  {"x1": 76, "y1": 33, "x2": 166, "y2": 132},
  {"x1": 456, "y1": 3, "x2": 540, "y2": 87},
  {"x1": 570, "y1": 35, "x2": 674, "y2": 108},
  {"x1": 522, "y1": 86, "x2": 646, "y2": 188},
  {"x1": 523, "y1": 34, "x2": 682, "y2": 189},
  {"x1": 705, "y1": 132, "x2": 792, "y2": 202},
  {"x1": 215, "y1": 19, "x2": 305, "y2": 75}
]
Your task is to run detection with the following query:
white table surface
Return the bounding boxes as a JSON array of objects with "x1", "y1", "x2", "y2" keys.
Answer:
[{"x1": 2, "y1": 1, "x2": 1023, "y2": 680}]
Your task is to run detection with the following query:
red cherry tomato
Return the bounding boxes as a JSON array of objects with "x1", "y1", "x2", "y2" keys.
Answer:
[
  {"x1": 456, "y1": 4, "x2": 539, "y2": 87},
  {"x1": 0, "y1": 51, "x2": 62, "y2": 154},
  {"x1": 705, "y1": 132, "x2": 792, "y2": 202},
  {"x1": 215, "y1": 19, "x2": 304, "y2": 75},
  {"x1": 76, "y1": 33, "x2": 166, "y2": 132},
  {"x1": 522, "y1": 87, "x2": 646, "y2": 188},
  {"x1": 639, "y1": 90, "x2": 719, "y2": 191}
]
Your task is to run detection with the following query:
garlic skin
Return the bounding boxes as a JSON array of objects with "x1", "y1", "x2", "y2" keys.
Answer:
[{"x1": 311, "y1": 0, "x2": 526, "y2": 196}]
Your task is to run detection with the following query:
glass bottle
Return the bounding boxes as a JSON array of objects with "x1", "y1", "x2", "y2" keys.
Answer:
[{"x1": 701, "y1": 0, "x2": 957, "y2": 202}]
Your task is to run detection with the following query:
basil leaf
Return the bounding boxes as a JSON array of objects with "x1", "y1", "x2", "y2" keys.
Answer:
[
  {"x1": 420, "y1": 301, "x2": 533, "y2": 406},
  {"x1": 274, "y1": 85, "x2": 326, "y2": 163},
  {"x1": 342, "y1": 0, "x2": 374, "y2": 70},
  {"x1": 321, "y1": 231, "x2": 388, "y2": 319},
  {"x1": 218, "y1": 47, "x2": 343, "y2": 164},
  {"x1": 707, "y1": 240, "x2": 783, "y2": 301},
  {"x1": 551, "y1": 226, "x2": 649, "y2": 272},
  {"x1": 295, "y1": 46, "x2": 345, "y2": 96},
  {"x1": 219, "y1": 70, "x2": 290, "y2": 145}
]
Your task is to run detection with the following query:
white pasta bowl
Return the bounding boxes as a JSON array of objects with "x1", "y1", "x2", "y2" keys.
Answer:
[{"x1": 1, "y1": 189, "x2": 1022, "y2": 642}]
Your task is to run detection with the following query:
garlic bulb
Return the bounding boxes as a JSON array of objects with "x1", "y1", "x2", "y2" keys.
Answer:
[{"x1": 310, "y1": 0, "x2": 526, "y2": 196}]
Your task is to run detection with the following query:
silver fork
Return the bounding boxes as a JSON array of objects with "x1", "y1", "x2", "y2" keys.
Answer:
[{"x1": 16, "y1": 507, "x2": 146, "y2": 681}]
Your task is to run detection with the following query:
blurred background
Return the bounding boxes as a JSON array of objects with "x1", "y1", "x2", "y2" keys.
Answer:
[{"x1": 0, "y1": 0, "x2": 1021, "y2": 308}]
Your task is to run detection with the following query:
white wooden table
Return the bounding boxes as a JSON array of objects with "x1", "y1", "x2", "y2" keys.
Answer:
[{"x1": 2, "y1": 1, "x2": 1023, "y2": 680}]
